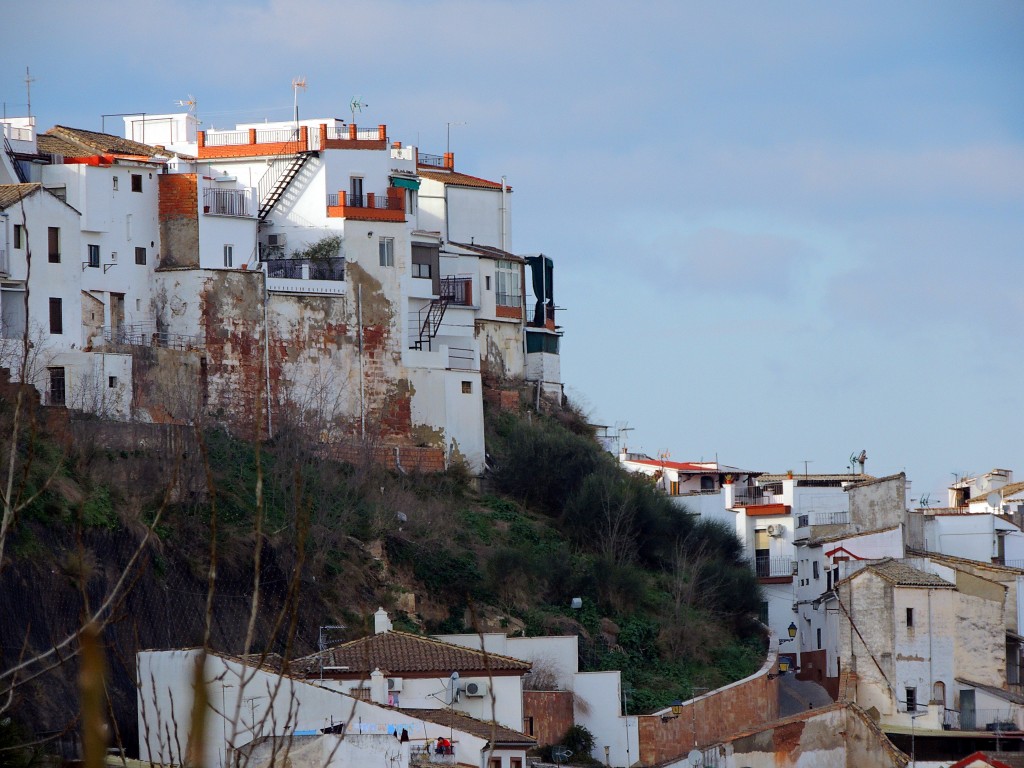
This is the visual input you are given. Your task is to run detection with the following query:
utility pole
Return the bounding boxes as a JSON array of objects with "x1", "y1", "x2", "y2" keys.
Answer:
[{"x1": 24, "y1": 67, "x2": 35, "y2": 118}]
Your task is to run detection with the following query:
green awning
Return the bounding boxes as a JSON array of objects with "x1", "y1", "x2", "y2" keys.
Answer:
[{"x1": 391, "y1": 177, "x2": 420, "y2": 190}]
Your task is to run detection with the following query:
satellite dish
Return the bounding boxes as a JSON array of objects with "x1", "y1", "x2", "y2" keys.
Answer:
[
  {"x1": 987, "y1": 492, "x2": 1001, "y2": 508},
  {"x1": 551, "y1": 746, "x2": 572, "y2": 764},
  {"x1": 687, "y1": 748, "x2": 702, "y2": 765}
]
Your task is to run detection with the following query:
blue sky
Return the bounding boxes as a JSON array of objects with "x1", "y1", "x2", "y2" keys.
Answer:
[{"x1": 4, "y1": 0, "x2": 1022, "y2": 499}]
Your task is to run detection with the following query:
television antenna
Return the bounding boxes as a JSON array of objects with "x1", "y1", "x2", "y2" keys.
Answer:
[
  {"x1": 175, "y1": 94, "x2": 197, "y2": 113},
  {"x1": 292, "y1": 77, "x2": 307, "y2": 127},
  {"x1": 350, "y1": 96, "x2": 367, "y2": 125}
]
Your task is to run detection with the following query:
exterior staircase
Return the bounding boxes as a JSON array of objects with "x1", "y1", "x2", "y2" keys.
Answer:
[
  {"x1": 3, "y1": 133, "x2": 28, "y2": 183},
  {"x1": 258, "y1": 151, "x2": 315, "y2": 220},
  {"x1": 412, "y1": 297, "x2": 450, "y2": 350}
]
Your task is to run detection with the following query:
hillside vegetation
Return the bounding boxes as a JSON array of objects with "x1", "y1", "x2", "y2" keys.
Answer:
[{"x1": 0, "y1": 390, "x2": 764, "y2": 759}]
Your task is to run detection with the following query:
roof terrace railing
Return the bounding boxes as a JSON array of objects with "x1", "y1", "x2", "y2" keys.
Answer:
[{"x1": 417, "y1": 153, "x2": 445, "y2": 168}]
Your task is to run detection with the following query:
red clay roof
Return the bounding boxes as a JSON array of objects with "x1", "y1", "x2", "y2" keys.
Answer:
[
  {"x1": 292, "y1": 631, "x2": 532, "y2": 677},
  {"x1": 402, "y1": 708, "x2": 535, "y2": 746},
  {"x1": 40, "y1": 125, "x2": 169, "y2": 160},
  {"x1": 417, "y1": 169, "x2": 508, "y2": 190}
]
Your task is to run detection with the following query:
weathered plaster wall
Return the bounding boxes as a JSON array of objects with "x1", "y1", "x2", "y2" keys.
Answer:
[
  {"x1": 523, "y1": 691, "x2": 573, "y2": 748},
  {"x1": 848, "y1": 474, "x2": 906, "y2": 532},
  {"x1": 839, "y1": 572, "x2": 896, "y2": 716},
  {"x1": 954, "y1": 578, "x2": 1006, "y2": 689},
  {"x1": 158, "y1": 174, "x2": 199, "y2": 268}
]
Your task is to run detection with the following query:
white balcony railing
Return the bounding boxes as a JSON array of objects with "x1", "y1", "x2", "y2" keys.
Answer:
[
  {"x1": 203, "y1": 188, "x2": 252, "y2": 217},
  {"x1": 0, "y1": 248, "x2": 8, "y2": 275}
]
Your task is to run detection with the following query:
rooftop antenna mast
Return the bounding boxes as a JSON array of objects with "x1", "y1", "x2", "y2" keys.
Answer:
[
  {"x1": 24, "y1": 66, "x2": 35, "y2": 118},
  {"x1": 350, "y1": 96, "x2": 366, "y2": 126},
  {"x1": 292, "y1": 77, "x2": 307, "y2": 131}
]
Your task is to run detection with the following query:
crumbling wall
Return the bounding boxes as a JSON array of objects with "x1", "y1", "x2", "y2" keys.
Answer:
[{"x1": 158, "y1": 174, "x2": 199, "y2": 269}]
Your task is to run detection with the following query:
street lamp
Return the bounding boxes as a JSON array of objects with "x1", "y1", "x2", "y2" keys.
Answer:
[
  {"x1": 910, "y1": 709, "x2": 926, "y2": 768},
  {"x1": 661, "y1": 700, "x2": 684, "y2": 722},
  {"x1": 779, "y1": 622, "x2": 797, "y2": 644}
]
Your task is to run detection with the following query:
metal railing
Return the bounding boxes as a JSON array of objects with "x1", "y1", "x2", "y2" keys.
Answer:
[
  {"x1": 326, "y1": 192, "x2": 402, "y2": 211},
  {"x1": 103, "y1": 322, "x2": 204, "y2": 351},
  {"x1": 0, "y1": 248, "x2": 8, "y2": 275},
  {"x1": 203, "y1": 130, "x2": 249, "y2": 146},
  {"x1": 943, "y1": 708, "x2": 961, "y2": 730},
  {"x1": 203, "y1": 188, "x2": 251, "y2": 217},
  {"x1": 496, "y1": 291, "x2": 522, "y2": 308},
  {"x1": 264, "y1": 257, "x2": 345, "y2": 282},
  {"x1": 753, "y1": 556, "x2": 793, "y2": 579},
  {"x1": 734, "y1": 486, "x2": 781, "y2": 506},
  {"x1": 440, "y1": 276, "x2": 472, "y2": 306},
  {"x1": 813, "y1": 511, "x2": 850, "y2": 526},
  {"x1": 255, "y1": 128, "x2": 300, "y2": 144},
  {"x1": 448, "y1": 346, "x2": 476, "y2": 370},
  {"x1": 797, "y1": 514, "x2": 810, "y2": 528},
  {"x1": 325, "y1": 126, "x2": 381, "y2": 141},
  {"x1": 2, "y1": 125, "x2": 33, "y2": 141},
  {"x1": 417, "y1": 153, "x2": 445, "y2": 167}
]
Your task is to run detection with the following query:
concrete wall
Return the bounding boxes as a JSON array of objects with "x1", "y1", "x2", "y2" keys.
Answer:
[{"x1": 848, "y1": 474, "x2": 907, "y2": 533}]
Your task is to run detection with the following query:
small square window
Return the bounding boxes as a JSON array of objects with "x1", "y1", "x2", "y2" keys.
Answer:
[
  {"x1": 108, "y1": 376, "x2": 118, "y2": 389},
  {"x1": 461, "y1": 381, "x2": 472, "y2": 394},
  {"x1": 113, "y1": 176, "x2": 119, "y2": 191},
  {"x1": 223, "y1": 244, "x2": 234, "y2": 268},
  {"x1": 88, "y1": 244, "x2": 100, "y2": 268},
  {"x1": 131, "y1": 174, "x2": 143, "y2": 192},
  {"x1": 135, "y1": 246, "x2": 147, "y2": 265},
  {"x1": 111, "y1": 251, "x2": 118, "y2": 262}
]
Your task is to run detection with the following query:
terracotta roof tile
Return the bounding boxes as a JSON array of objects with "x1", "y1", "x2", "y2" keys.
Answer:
[
  {"x1": 401, "y1": 708, "x2": 535, "y2": 745},
  {"x1": 970, "y1": 480, "x2": 1024, "y2": 504},
  {"x1": 863, "y1": 558, "x2": 954, "y2": 588},
  {"x1": 41, "y1": 126, "x2": 169, "y2": 159},
  {"x1": 292, "y1": 631, "x2": 531, "y2": 677},
  {"x1": 0, "y1": 183, "x2": 40, "y2": 210},
  {"x1": 417, "y1": 169, "x2": 507, "y2": 190}
]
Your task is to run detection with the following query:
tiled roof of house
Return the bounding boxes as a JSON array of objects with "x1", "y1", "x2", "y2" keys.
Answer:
[
  {"x1": 907, "y1": 548, "x2": 1024, "y2": 575},
  {"x1": 40, "y1": 125, "x2": 169, "y2": 159},
  {"x1": 758, "y1": 473, "x2": 870, "y2": 483},
  {"x1": 625, "y1": 457, "x2": 759, "y2": 475},
  {"x1": 0, "y1": 183, "x2": 40, "y2": 210},
  {"x1": 445, "y1": 241, "x2": 523, "y2": 263},
  {"x1": 292, "y1": 631, "x2": 531, "y2": 677},
  {"x1": 861, "y1": 558, "x2": 954, "y2": 588},
  {"x1": 970, "y1": 480, "x2": 1024, "y2": 504},
  {"x1": 401, "y1": 708, "x2": 535, "y2": 746},
  {"x1": 955, "y1": 678, "x2": 1024, "y2": 706},
  {"x1": 417, "y1": 169, "x2": 507, "y2": 190},
  {"x1": 810, "y1": 524, "x2": 902, "y2": 546}
]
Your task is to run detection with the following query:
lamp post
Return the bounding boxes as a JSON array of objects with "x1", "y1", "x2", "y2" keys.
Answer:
[
  {"x1": 910, "y1": 709, "x2": 925, "y2": 768},
  {"x1": 690, "y1": 686, "x2": 707, "y2": 750}
]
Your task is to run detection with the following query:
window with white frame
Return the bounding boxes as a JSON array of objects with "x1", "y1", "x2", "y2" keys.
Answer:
[
  {"x1": 379, "y1": 237, "x2": 394, "y2": 267},
  {"x1": 495, "y1": 260, "x2": 521, "y2": 307},
  {"x1": 88, "y1": 244, "x2": 100, "y2": 268},
  {"x1": 223, "y1": 244, "x2": 234, "y2": 268}
]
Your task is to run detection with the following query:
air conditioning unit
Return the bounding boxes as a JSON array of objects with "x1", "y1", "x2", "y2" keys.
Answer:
[
  {"x1": 767, "y1": 524, "x2": 785, "y2": 537},
  {"x1": 387, "y1": 678, "x2": 403, "y2": 693},
  {"x1": 463, "y1": 680, "x2": 488, "y2": 698},
  {"x1": 267, "y1": 233, "x2": 287, "y2": 249}
]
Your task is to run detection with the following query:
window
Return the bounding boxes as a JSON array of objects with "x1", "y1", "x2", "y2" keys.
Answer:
[
  {"x1": 906, "y1": 607, "x2": 914, "y2": 628},
  {"x1": 485, "y1": 275, "x2": 491, "y2": 290},
  {"x1": 108, "y1": 376, "x2": 118, "y2": 389},
  {"x1": 223, "y1": 244, "x2": 233, "y2": 268},
  {"x1": 88, "y1": 244, "x2": 100, "y2": 268},
  {"x1": 461, "y1": 380, "x2": 472, "y2": 394},
  {"x1": 13, "y1": 225, "x2": 23, "y2": 249},
  {"x1": 49, "y1": 298, "x2": 62, "y2": 334},
  {"x1": 813, "y1": 560, "x2": 820, "y2": 579},
  {"x1": 135, "y1": 246, "x2": 147, "y2": 265},
  {"x1": 816, "y1": 627, "x2": 822, "y2": 649},
  {"x1": 412, "y1": 262, "x2": 430, "y2": 279},
  {"x1": 495, "y1": 259, "x2": 521, "y2": 307},
  {"x1": 131, "y1": 174, "x2": 142, "y2": 192},
  {"x1": 48, "y1": 367, "x2": 66, "y2": 406},
  {"x1": 48, "y1": 227, "x2": 60, "y2": 263},
  {"x1": 378, "y1": 237, "x2": 394, "y2": 267},
  {"x1": 111, "y1": 251, "x2": 118, "y2": 262},
  {"x1": 670, "y1": 480, "x2": 680, "y2": 495},
  {"x1": 349, "y1": 176, "x2": 363, "y2": 206},
  {"x1": 523, "y1": 717, "x2": 534, "y2": 736},
  {"x1": 905, "y1": 687, "x2": 917, "y2": 713},
  {"x1": 405, "y1": 188, "x2": 417, "y2": 215},
  {"x1": 113, "y1": 176, "x2": 119, "y2": 191},
  {"x1": 1, "y1": 287, "x2": 27, "y2": 339}
]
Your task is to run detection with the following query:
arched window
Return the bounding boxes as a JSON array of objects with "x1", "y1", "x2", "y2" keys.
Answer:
[{"x1": 932, "y1": 681, "x2": 946, "y2": 706}]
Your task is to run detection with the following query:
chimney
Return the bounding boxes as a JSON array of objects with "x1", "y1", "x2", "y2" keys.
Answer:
[
  {"x1": 374, "y1": 607, "x2": 392, "y2": 635},
  {"x1": 370, "y1": 667, "x2": 388, "y2": 705}
]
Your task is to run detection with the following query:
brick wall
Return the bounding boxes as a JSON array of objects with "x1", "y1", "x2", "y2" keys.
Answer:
[
  {"x1": 158, "y1": 174, "x2": 199, "y2": 268},
  {"x1": 158, "y1": 173, "x2": 197, "y2": 218},
  {"x1": 637, "y1": 657, "x2": 780, "y2": 765},
  {"x1": 322, "y1": 442, "x2": 446, "y2": 473},
  {"x1": 523, "y1": 691, "x2": 574, "y2": 748},
  {"x1": 483, "y1": 386, "x2": 520, "y2": 411}
]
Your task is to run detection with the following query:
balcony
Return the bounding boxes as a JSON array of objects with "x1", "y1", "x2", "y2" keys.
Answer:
[
  {"x1": 320, "y1": 124, "x2": 388, "y2": 150},
  {"x1": 264, "y1": 257, "x2": 346, "y2": 295},
  {"x1": 103, "y1": 322, "x2": 204, "y2": 351},
  {"x1": 327, "y1": 189, "x2": 405, "y2": 222},
  {"x1": 734, "y1": 484, "x2": 783, "y2": 506},
  {"x1": 812, "y1": 511, "x2": 850, "y2": 526},
  {"x1": 203, "y1": 188, "x2": 252, "y2": 217},
  {"x1": 198, "y1": 126, "x2": 310, "y2": 158},
  {"x1": 440, "y1": 276, "x2": 473, "y2": 306},
  {"x1": 753, "y1": 555, "x2": 793, "y2": 582}
]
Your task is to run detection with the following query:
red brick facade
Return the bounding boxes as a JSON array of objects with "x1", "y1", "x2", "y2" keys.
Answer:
[{"x1": 158, "y1": 173, "x2": 197, "y2": 218}]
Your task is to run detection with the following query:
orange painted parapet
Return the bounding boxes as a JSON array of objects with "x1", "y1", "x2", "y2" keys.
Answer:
[
  {"x1": 197, "y1": 126, "x2": 310, "y2": 158},
  {"x1": 327, "y1": 188, "x2": 405, "y2": 222},
  {"x1": 496, "y1": 304, "x2": 523, "y2": 320}
]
